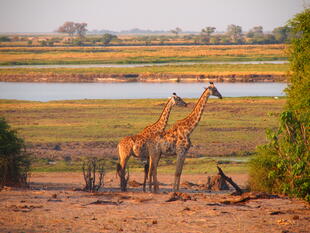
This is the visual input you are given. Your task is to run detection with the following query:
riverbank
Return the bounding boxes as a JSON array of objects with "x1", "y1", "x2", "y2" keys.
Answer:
[
  {"x1": 0, "y1": 72, "x2": 287, "y2": 82},
  {"x1": 0, "y1": 62, "x2": 288, "y2": 82}
]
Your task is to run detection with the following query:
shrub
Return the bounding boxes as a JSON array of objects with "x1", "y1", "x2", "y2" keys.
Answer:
[
  {"x1": 82, "y1": 157, "x2": 105, "y2": 192},
  {"x1": 0, "y1": 118, "x2": 31, "y2": 189},
  {"x1": 249, "y1": 9, "x2": 310, "y2": 202},
  {"x1": 249, "y1": 112, "x2": 309, "y2": 199},
  {"x1": 0, "y1": 36, "x2": 11, "y2": 42}
]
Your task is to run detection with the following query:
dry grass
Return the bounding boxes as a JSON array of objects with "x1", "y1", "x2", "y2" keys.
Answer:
[{"x1": 0, "y1": 44, "x2": 287, "y2": 65}]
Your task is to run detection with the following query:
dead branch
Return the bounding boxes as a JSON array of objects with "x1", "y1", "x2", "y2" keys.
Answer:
[
  {"x1": 217, "y1": 166, "x2": 243, "y2": 195},
  {"x1": 82, "y1": 158, "x2": 105, "y2": 192}
]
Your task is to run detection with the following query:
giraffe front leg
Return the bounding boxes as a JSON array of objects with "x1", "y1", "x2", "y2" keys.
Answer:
[
  {"x1": 117, "y1": 148, "x2": 131, "y2": 192},
  {"x1": 173, "y1": 141, "x2": 190, "y2": 191},
  {"x1": 173, "y1": 153, "x2": 186, "y2": 191},
  {"x1": 152, "y1": 154, "x2": 161, "y2": 193}
]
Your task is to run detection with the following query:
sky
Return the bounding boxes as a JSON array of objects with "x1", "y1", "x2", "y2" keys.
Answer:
[{"x1": 0, "y1": 0, "x2": 308, "y2": 33}]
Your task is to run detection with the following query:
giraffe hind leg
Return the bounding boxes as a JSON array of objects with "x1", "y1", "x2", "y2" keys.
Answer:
[{"x1": 143, "y1": 160, "x2": 149, "y2": 192}]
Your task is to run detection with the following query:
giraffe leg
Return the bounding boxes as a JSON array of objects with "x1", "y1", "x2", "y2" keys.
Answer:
[
  {"x1": 152, "y1": 155, "x2": 161, "y2": 193},
  {"x1": 117, "y1": 144, "x2": 131, "y2": 192},
  {"x1": 148, "y1": 157, "x2": 154, "y2": 192},
  {"x1": 173, "y1": 152, "x2": 187, "y2": 191},
  {"x1": 143, "y1": 160, "x2": 149, "y2": 192}
]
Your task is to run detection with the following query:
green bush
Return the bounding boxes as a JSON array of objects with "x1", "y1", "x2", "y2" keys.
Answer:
[
  {"x1": 0, "y1": 36, "x2": 11, "y2": 42},
  {"x1": 0, "y1": 118, "x2": 31, "y2": 188},
  {"x1": 249, "y1": 8, "x2": 310, "y2": 202},
  {"x1": 249, "y1": 112, "x2": 309, "y2": 200}
]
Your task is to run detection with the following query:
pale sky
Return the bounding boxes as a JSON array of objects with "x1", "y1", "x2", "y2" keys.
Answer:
[{"x1": 0, "y1": 0, "x2": 308, "y2": 33}]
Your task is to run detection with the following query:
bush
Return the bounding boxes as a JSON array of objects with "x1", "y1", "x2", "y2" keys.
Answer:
[
  {"x1": 0, "y1": 36, "x2": 11, "y2": 42},
  {"x1": 249, "y1": 112, "x2": 309, "y2": 199},
  {"x1": 0, "y1": 118, "x2": 31, "y2": 189},
  {"x1": 249, "y1": 9, "x2": 310, "y2": 202},
  {"x1": 82, "y1": 157, "x2": 105, "y2": 192}
]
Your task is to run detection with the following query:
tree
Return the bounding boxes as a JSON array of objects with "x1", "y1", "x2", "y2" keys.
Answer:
[
  {"x1": 201, "y1": 26, "x2": 216, "y2": 36},
  {"x1": 200, "y1": 26, "x2": 216, "y2": 44},
  {"x1": 272, "y1": 25, "x2": 291, "y2": 43},
  {"x1": 0, "y1": 118, "x2": 31, "y2": 188},
  {"x1": 171, "y1": 27, "x2": 182, "y2": 37},
  {"x1": 101, "y1": 33, "x2": 117, "y2": 45},
  {"x1": 247, "y1": 26, "x2": 264, "y2": 38},
  {"x1": 249, "y1": 8, "x2": 310, "y2": 202},
  {"x1": 57, "y1": 21, "x2": 76, "y2": 36},
  {"x1": 75, "y1": 22, "x2": 88, "y2": 38},
  {"x1": 226, "y1": 24, "x2": 243, "y2": 43},
  {"x1": 56, "y1": 22, "x2": 88, "y2": 38},
  {"x1": 246, "y1": 26, "x2": 271, "y2": 44},
  {"x1": 0, "y1": 36, "x2": 11, "y2": 42}
]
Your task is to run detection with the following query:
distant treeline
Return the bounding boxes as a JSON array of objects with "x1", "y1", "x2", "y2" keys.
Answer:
[{"x1": 0, "y1": 23, "x2": 292, "y2": 47}]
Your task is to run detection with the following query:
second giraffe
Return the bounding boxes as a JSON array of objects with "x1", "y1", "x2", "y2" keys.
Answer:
[{"x1": 133, "y1": 82, "x2": 223, "y2": 193}]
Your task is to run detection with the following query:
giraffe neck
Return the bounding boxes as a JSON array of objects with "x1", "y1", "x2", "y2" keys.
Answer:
[
  {"x1": 178, "y1": 88, "x2": 211, "y2": 135},
  {"x1": 144, "y1": 97, "x2": 174, "y2": 133}
]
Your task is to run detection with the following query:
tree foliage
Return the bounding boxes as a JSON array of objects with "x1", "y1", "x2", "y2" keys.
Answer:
[
  {"x1": 57, "y1": 21, "x2": 88, "y2": 38},
  {"x1": 200, "y1": 26, "x2": 216, "y2": 44},
  {"x1": 171, "y1": 27, "x2": 182, "y2": 37},
  {"x1": 75, "y1": 23, "x2": 88, "y2": 38},
  {"x1": 101, "y1": 33, "x2": 117, "y2": 45},
  {"x1": 272, "y1": 25, "x2": 292, "y2": 43},
  {"x1": 226, "y1": 24, "x2": 243, "y2": 43},
  {"x1": 249, "y1": 8, "x2": 310, "y2": 201},
  {"x1": 57, "y1": 21, "x2": 76, "y2": 36},
  {"x1": 0, "y1": 118, "x2": 31, "y2": 188}
]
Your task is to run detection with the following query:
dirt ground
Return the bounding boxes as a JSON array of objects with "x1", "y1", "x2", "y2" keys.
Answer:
[{"x1": 0, "y1": 172, "x2": 309, "y2": 233}]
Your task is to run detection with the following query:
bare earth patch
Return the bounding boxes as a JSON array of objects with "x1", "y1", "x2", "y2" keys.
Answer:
[{"x1": 0, "y1": 172, "x2": 309, "y2": 233}]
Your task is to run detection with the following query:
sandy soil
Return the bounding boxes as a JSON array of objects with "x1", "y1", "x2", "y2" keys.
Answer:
[{"x1": 0, "y1": 172, "x2": 309, "y2": 233}]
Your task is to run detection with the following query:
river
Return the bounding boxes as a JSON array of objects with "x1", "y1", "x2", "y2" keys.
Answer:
[{"x1": 0, "y1": 82, "x2": 287, "y2": 101}]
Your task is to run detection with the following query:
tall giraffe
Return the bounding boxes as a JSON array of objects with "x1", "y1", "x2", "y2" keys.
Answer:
[
  {"x1": 133, "y1": 82, "x2": 222, "y2": 192},
  {"x1": 117, "y1": 93, "x2": 187, "y2": 191}
]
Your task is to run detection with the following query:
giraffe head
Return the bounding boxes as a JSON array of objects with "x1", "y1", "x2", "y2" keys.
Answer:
[
  {"x1": 171, "y1": 92, "x2": 188, "y2": 107},
  {"x1": 207, "y1": 82, "x2": 222, "y2": 99}
]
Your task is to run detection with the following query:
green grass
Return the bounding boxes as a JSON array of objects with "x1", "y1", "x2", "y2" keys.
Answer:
[
  {"x1": 1, "y1": 97, "x2": 285, "y2": 162},
  {"x1": 0, "y1": 63, "x2": 288, "y2": 76},
  {"x1": 0, "y1": 97, "x2": 284, "y2": 174},
  {"x1": 0, "y1": 44, "x2": 287, "y2": 66}
]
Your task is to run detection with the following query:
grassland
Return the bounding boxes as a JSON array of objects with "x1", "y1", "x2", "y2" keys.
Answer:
[
  {"x1": 0, "y1": 44, "x2": 287, "y2": 66},
  {"x1": 0, "y1": 97, "x2": 285, "y2": 173},
  {"x1": 0, "y1": 63, "x2": 288, "y2": 76}
]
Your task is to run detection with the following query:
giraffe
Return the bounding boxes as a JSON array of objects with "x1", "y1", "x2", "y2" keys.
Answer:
[
  {"x1": 133, "y1": 82, "x2": 222, "y2": 193},
  {"x1": 116, "y1": 93, "x2": 187, "y2": 191}
]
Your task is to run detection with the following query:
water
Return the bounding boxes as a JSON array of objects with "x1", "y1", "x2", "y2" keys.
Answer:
[
  {"x1": 0, "y1": 60, "x2": 288, "y2": 69},
  {"x1": 0, "y1": 82, "x2": 287, "y2": 102}
]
